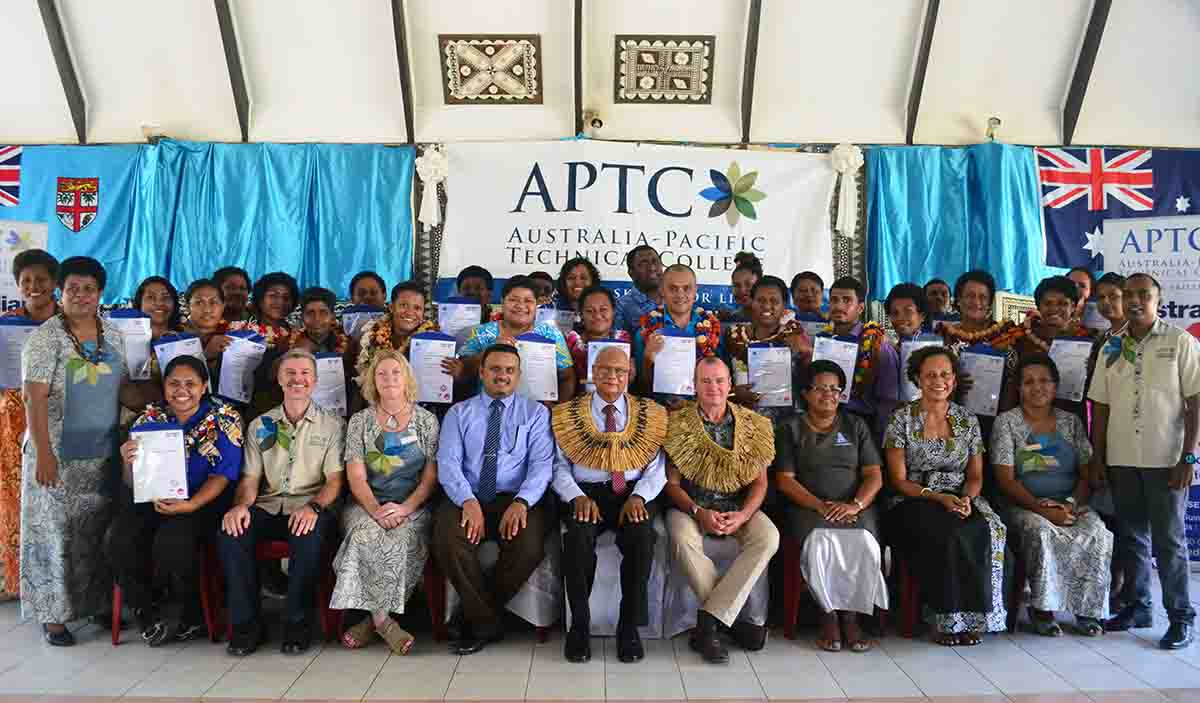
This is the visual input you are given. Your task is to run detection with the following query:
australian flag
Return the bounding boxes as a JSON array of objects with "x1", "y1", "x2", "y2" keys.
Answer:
[{"x1": 1037, "y1": 147, "x2": 1200, "y2": 270}]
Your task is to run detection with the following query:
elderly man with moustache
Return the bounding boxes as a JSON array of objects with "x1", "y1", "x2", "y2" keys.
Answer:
[
  {"x1": 662, "y1": 357, "x2": 779, "y2": 664},
  {"x1": 551, "y1": 346, "x2": 668, "y2": 664}
]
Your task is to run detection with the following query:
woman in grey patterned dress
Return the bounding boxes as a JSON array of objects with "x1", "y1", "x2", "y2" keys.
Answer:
[
  {"x1": 20, "y1": 257, "x2": 140, "y2": 646},
  {"x1": 992, "y1": 354, "x2": 1111, "y2": 637},
  {"x1": 883, "y1": 346, "x2": 1008, "y2": 646},
  {"x1": 331, "y1": 349, "x2": 439, "y2": 654}
]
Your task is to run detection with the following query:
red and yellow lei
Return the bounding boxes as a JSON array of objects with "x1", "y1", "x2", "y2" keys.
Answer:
[
  {"x1": 136, "y1": 399, "x2": 243, "y2": 466},
  {"x1": 638, "y1": 307, "x2": 721, "y2": 358},
  {"x1": 230, "y1": 318, "x2": 289, "y2": 348},
  {"x1": 355, "y1": 314, "x2": 437, "y2": 381},
  {"x1": 938, "y1": 318, "x2": 1025, "y2": 350},
  {"x1": 287, "y1": 325, "x2": 350, "y2": 356},
  {"x1": 820, "y1": 321, "x2": 886, "y2": 389}
]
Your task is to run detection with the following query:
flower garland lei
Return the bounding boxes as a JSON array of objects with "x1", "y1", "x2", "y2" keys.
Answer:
[
  {"x1": 938, "y1": 319, "x2": 1025, "y2": 350},
  {"x1": 820, "y1": 320, "x2": 885, "y2": 389},
  {"x1": 355, "y1": 314, "x2": 437, "y2": 382},
  {"x1": 287, "y1": 325, "x2": 350, "y2": 356},
  {"x1": 1018, "y1": 310, "x2": 1091, "y2": 353},
  {"x1": 638, "y1": 307, "x2": 721, "y2": 357},
  {"x1": 137, "y1": 399, "x2": 243, "y2": 466},
  {"x1": 231, "y1": 317, "x2": 288, "y2": 348}
]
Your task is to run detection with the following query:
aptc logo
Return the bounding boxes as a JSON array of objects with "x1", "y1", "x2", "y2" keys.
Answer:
[
  {"x1": 1186, "y1": 454, "x2": 1198, "y2": 464},
  {"x1": 699, "y1": 162, "x2": 767, "y2": 226}
]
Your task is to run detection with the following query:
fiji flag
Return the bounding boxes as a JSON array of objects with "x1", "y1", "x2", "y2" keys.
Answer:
[{"x1": 1037, "y1": 147, "x2": 1200, "y2": 270}]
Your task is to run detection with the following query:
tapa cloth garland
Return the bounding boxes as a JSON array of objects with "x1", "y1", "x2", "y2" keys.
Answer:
[
  {"x1": 551, "y1": 392, "x2": 667, "y2": 473},
  {"x1": 663, "y1": 401, "x2": 774, "y2": 494}
]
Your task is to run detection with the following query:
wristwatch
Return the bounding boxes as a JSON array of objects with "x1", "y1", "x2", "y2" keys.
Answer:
[
  {"x1": 852, "y1": 498, "x2": 864, "y2": 510},
  {"x1": 690, "y1": 504, "x2": 701, "y2": 518},
  {"x1": 307, "y1": 500, "x2": 324, "y2": 515}
]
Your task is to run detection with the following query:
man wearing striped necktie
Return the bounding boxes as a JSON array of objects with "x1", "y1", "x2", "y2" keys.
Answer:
[
  {"x1": 550, "y1": 346, "x2": 668, "y2": 665},
  {"x1": 434, "y1": 344, "x2": 554, "y2": 655}
]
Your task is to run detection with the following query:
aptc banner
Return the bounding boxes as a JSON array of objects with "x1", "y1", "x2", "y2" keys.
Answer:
[
  {"x1": 0, "y1": 220, "x2": 49, "y2": 312},
  {"x1": 437, "y1": 140, "x2": 836, "y2": 304}
]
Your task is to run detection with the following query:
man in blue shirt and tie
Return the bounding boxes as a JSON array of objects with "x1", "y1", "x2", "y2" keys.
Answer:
[{"x1": 434, "y1": 343, "x2": 555, "y2": 655}]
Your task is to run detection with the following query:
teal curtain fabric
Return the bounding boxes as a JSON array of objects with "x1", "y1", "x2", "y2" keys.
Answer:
[
  {"x1": 8, "y1": 140, "x2": 414, "y2": 302},
  {"x1": 867, "y1": 142, "x2": 1059, "y2": 299}
]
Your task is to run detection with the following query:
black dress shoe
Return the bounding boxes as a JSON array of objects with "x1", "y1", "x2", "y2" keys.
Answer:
[
  {"x1": 689, "y1": 611, "x2": 729, "y2": 664},
  {"x1": 1160, "y1": 622, "x2": 1194, "y2": 650},
  {"x1": 42, "y1": 625, "x2": 75, "y2": 647},
  {"x1": 1105, "y1": 605, "x2": 1153, "y2": 632},
  {"x1": 616, "y1": 627, "x2": 644, "y2": 663},
  {"x1": 731, "y1": 620, "x2": 767, "y2": 651},
  {"x1": 226, "y1": 620, "x2": 263, "y2": 657},
  {"x1": 564, "y1": 627, "x2": 591, "y2": 663},
  {"x1": 453, "y1": 629, "x2": 502, "y2": 656},
  {"x1": 281, "y1": 619, "x2": 312, "y2": 655}
]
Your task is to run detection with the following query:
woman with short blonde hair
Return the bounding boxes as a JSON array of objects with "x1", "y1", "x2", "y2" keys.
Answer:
[{"x1": 330, "y1": 349, "x2": 439, "y2": 655}]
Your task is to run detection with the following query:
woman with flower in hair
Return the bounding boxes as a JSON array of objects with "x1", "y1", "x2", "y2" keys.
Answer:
[
  {"x1": 0, "y1": 249, "x2": 59, "y2": 601},
  {"x1": 563, "y1": 285, "x2": 632, "y2": 395},
  {"x1": 106, "y1": 355, "x2": 243, "y2": 646},
  {"x1": 233, "y1": 272, "x2": 299, "y2": 419},
  {"x1": 725, "y1": 275, "x2": 810, "y2": 420},
  {"x1": 20, "y1": 257, "x2": 146, "y2": 645}
]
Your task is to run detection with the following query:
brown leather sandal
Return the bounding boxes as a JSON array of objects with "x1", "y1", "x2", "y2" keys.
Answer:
[
  {"x1": 376, "y1": 617, "x2": 415, "y2": 656},
  {"x1": 340, "y1": 618, "x2": 375, "y2": 649}
]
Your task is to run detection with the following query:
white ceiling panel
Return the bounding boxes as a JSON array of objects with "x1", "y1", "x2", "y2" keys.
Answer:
[
  {"x1": 1, "y1": 2, "x2": 78, "y2": 143},
  {"x1": 1073, "y1": 0, "x2": 1200, "y2": 147},
  {"x1": 59, "y1": 0, "x2": 240, "y2": 143},
  {"x1": 582, "y1": 0, "x2": 748, "y2": 143},
  {"x1": 750, "y1": 0, "x2": 924, "y2": 144},
  {"x1": 405, "y1": 0, "x2": 574, "y2": 142},
  {"x1": 914, "y1": 0, "x2": 1091, "y2": 145},
  {"x1": 234, "y1": 0, "x2": 408, "y2": 143}
]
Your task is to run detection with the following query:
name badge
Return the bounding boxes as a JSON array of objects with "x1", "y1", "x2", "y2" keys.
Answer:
[
  {"x1": 400, "y1": 433, "x2": 418, "y2": 445},
  {"x1": 308, "y1": 434, "x2": 329, "y2": 448},
  {"x1": 1156, "y1": 347, "x2": 1177, "y2": 361}
]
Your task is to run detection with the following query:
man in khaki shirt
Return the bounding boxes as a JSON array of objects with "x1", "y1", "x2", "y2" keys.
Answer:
[
  {"x1": 217, "y1": 349, "x2": 345, "y2": 657},
  {"x1": 1090, "y1": 273, "x2": 1200, "y2": 649}
]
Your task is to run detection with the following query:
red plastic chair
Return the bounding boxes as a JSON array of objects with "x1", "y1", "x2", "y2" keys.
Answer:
[
  {"x1": 895, "y1": 553, "x2": 921, "y2": 638},
  {"x1": 780, "y1": 535, "x2": 889, "y2": 640},
  {"x1": 111, "y1": 543, "x2": 222, "y2": 646},
  {"x1": 213, "y1": 539, "x2": 342, "y2": 642}
]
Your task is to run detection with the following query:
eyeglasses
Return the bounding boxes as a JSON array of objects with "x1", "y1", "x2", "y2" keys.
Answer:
[
  {"x1": 593, "y1": 366, "x2": 630, "y2": 379},
  {"x1": 811, "y1": 384, "x2": 842, "y2": 395}
]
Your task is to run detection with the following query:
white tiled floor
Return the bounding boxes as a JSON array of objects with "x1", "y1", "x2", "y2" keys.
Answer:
[{"x1": 3, "y1": 577, "x2": 1200, "y2": 703}]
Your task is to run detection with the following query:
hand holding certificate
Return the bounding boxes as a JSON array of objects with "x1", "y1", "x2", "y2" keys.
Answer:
[
  {"x1": 153, "y1": 334, "x2": 206, "y2": 386},
  {"x1": 652, "y1": 330, "x2": 696, "y2": 396},
  {"x1": 218, "y1": 330, "x2": 267, "y2": 404},
  {"x1": 794, "y1": 312, "x2": 828, "y2": 341},
  {"x1": 437, "y1": 297, "x2": 482, "y2": 340},
  {"x1": 1048, "y1": 337, "x2": 1093, "y2": 402},
  {"x1": 812, "y1": 335, "x2": 859, "y2": 403},
  {"x1": 959, "y1": 344, "x2": 1006, "y2": 416},
  {"x1": 129, "y1": 423, "x2": 189, "y2": 503},
  {"x1": 410, "y1": 331, "x2": 457, "y2": 403},
  {"x1": 313, "y1": 353, "x2": 349, "y2": 416},
  {"x1": 0, "y1": 317, "x2": 39, "y2": 389},
  {"x1": 107, "y1": 309, "x2": 153, "y2": 380},
  {"x1": 748, "y1": 343, "x2": 792, "y2": 407},
  {"x1": 516, "y1": 333, "x2": 558, "y2": 401}
]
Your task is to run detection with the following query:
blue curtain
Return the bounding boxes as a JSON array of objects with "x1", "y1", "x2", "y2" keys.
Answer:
[
  {"x1": 7, "y1": 140, "x2": 413, "y2": 302},
  {"x1": 133, "y1": 139, "x2": 414, "y2": 300},
  {"x1": 867, "y1": 142, "x2": 1058, "y2": 299}
]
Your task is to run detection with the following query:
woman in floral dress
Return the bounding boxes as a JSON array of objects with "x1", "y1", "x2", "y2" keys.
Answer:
[
  {"x1": 21, "y1": 257, "x2": 135, "y2": 645},
  {"x1": 883, "y1": 346, "x2": 1008, "y2": 646},
  {"x1": 332, "y1": 350, "x2": 439, "y2": 654}
]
